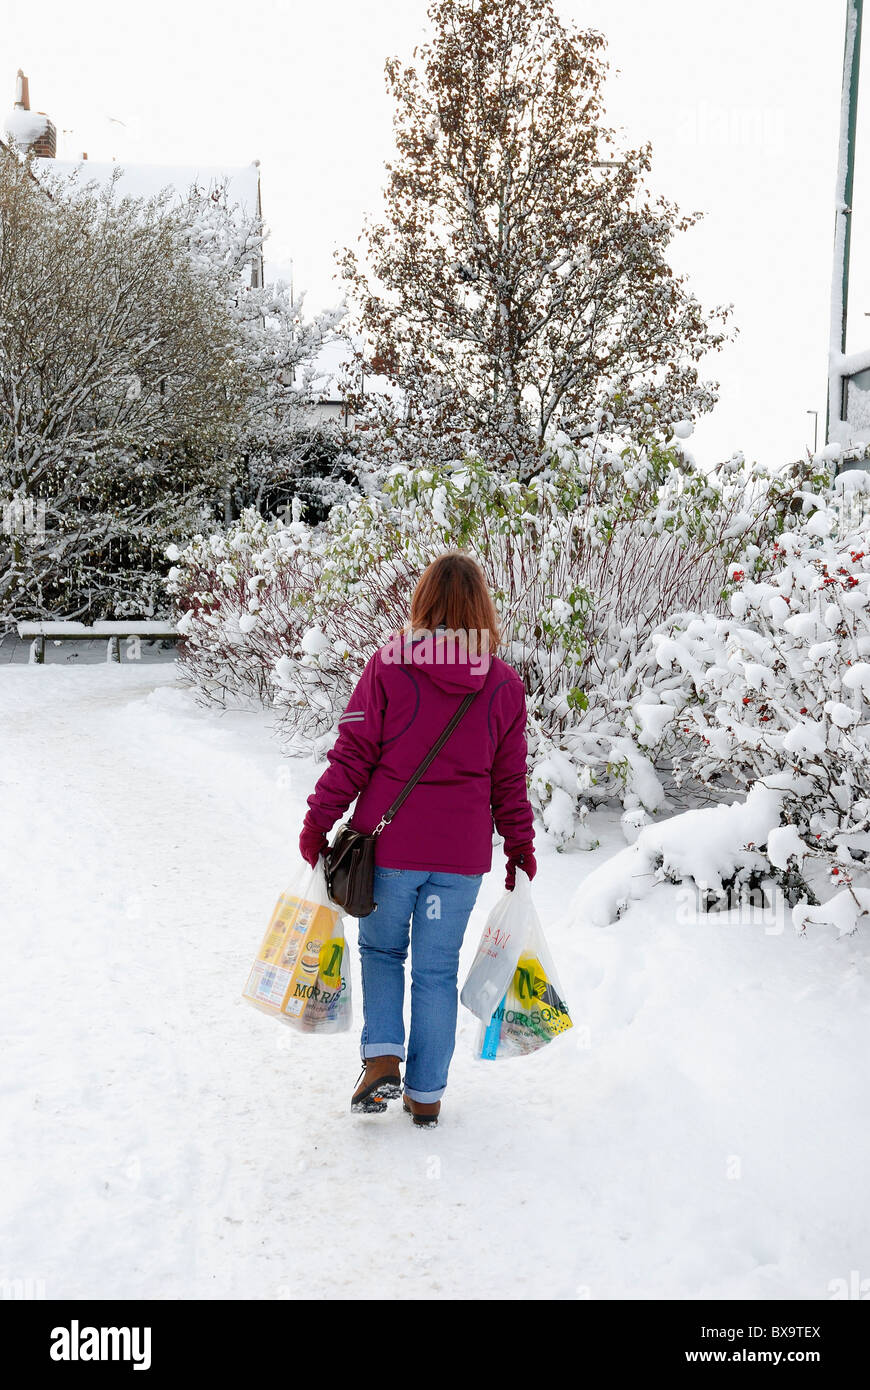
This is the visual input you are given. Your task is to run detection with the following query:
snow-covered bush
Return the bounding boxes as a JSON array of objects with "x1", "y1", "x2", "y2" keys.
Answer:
[
  {"x1": 629, "y1": 473, "x2": 870, "y2": 899},
  {"x1": 165, "y1": 503, "x2": 402, "y2": 746},
  {"x1": 168, "y1": 436, "x2": 820, "y2": 847},
  {"x1": 574, "y1": 781, "x2": 789, "y2": 925},
  {"x1": 314, "y1": 439, "x2": 821, "y2": 832},
  {"x1": 166, "y1": 509, "x2": 320, "y2": 707}
]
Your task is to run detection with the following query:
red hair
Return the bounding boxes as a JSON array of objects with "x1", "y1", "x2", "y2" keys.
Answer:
[{"x1": 409, "y1": 552, "x2": 500, "y2": 651}]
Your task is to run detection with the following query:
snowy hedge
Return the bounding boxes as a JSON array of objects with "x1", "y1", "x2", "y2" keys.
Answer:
[
  {"x1": 167, "y1": 436, "x2": 822, "y2": 841},
  {"x1": 617, "y1": 472, "x2": 870, "y2": 905}
]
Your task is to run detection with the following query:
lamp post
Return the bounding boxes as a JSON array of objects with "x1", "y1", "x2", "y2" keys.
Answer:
[
  {"x1": 827, "y1": 0, "x2": 864, "y2": 447},
  {"x1": 807, "y1": 410, "x2": 819, "y2": 453}
]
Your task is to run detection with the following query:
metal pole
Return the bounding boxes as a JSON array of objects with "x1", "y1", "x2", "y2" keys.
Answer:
[
  {"x1": 827, "y1": 0, "x2": 863, "y2": 446},
  {"x1": 807, "y1": 409, "x2": 819, "y2": 452}
]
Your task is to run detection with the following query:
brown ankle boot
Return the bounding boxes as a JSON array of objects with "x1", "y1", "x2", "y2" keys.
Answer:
[
  {"x1": 351, "y1": 1057, "x2": 402, "y2": 1113},
  {"x1": 403, "y1": 1096, "x2": 441, "y2": 1127}
]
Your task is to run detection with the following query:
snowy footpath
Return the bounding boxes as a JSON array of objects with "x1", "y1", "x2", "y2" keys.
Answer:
[{"x1": 1, "y1": 664, "x2": 869, "y2": 1300}]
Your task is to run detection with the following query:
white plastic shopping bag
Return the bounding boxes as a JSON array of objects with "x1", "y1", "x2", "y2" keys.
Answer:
[
  {"x1": 475, "y1": 912, "x2": 572, "y2": 1059},
  {"x1": 461, "y1": 869, "x2": 573, "y2": 1060},
  {"x1": 460, "y1": 869, "x2": 532, "y2": 1023},
  {"x1": 242, "y1": 859, "x2": 352, "y2": 1033}
]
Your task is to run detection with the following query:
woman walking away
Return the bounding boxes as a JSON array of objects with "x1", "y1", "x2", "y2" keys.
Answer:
[{"x1": 299, "y1": 552, "x2": 535, "y2": 1126}]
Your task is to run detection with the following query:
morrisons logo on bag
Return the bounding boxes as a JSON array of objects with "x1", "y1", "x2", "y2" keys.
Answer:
[{"x1": 50, "y1": 1320, "x2": 151, "y2": 1371}]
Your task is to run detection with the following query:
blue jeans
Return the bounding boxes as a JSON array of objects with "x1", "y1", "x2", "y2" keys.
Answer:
[{"x1": 357, "y1": 867, "x2": 483, "y2": 1102}]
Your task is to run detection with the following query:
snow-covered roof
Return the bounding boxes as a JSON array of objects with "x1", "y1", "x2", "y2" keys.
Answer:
[
  {"x1": 32, "y1": 158, "x2": 261, "y2": 216},
  {"x1": 3, "y1": 108, "x2": 50, "y2": 146}
]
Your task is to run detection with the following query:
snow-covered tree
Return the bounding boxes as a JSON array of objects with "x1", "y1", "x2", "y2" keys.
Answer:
[
  {"x1": 339, "y1": 0, "x2": 730, "y2": 477},
  {"x1": 230, "y1": 283, "x2": 357, "y2": 523},
  {"x1": 178, "y1": 182, "x2": 356, "y2": 523},
  {"x1": 0, "y1": 151, "x2": 348, "y2": 620},
  {"x1": 0, "y1": 152, "x2": 247, "y2": 618}
]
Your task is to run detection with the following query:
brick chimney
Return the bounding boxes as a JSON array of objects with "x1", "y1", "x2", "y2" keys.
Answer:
[{"x1": 4, "y1": 69, "x2": 57, "y2": 158}]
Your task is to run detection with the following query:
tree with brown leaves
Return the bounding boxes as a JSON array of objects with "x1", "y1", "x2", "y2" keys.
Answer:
[{"x1": 340, "y1": 0, "x2": 730, "y2": 478}]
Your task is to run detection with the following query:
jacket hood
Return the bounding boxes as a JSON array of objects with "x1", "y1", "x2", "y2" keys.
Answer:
[{"x1": 378, "y1": 630, "x2": 492, "y2": 693}]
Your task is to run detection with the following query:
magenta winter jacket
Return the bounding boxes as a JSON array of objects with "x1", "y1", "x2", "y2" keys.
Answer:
[{"x1": 305, "y1": 632, "x2": 534, "y2": 875}]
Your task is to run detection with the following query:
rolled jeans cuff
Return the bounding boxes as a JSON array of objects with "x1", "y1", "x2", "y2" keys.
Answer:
[
  {"x1": 403, "y1": 1084, "x2": 446, "y2": 1103},
  {"x1": 362, "y1": 1043, "x2": 406, "y2": 1062}
]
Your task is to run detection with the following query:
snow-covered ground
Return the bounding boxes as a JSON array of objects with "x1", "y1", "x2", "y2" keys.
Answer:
[{"x1": 1, "y1": 664, "x2": 868, "y2": 1300}]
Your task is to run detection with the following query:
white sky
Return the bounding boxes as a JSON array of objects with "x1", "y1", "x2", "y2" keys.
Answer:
[{"x1": 3, "y1": 0, "x2": 865, "y2": 466}]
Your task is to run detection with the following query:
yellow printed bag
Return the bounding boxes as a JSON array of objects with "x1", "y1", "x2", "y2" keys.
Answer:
[{"x1": 242, "y1": 861, "x2": 352, "y2": 1033}]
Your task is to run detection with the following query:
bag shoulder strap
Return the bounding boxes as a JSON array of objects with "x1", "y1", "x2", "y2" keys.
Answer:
[{"x1": 376, "y1": 688, "x2": 479, "y2": 833}]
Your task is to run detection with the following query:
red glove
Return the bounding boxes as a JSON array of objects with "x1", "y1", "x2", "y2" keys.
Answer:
[
  {"x1": 505, "y1": 843, "x2": 536, "y2": 890},
  {"x1": 299, "y1": 816, "x2": 329, "y2": 868}
]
